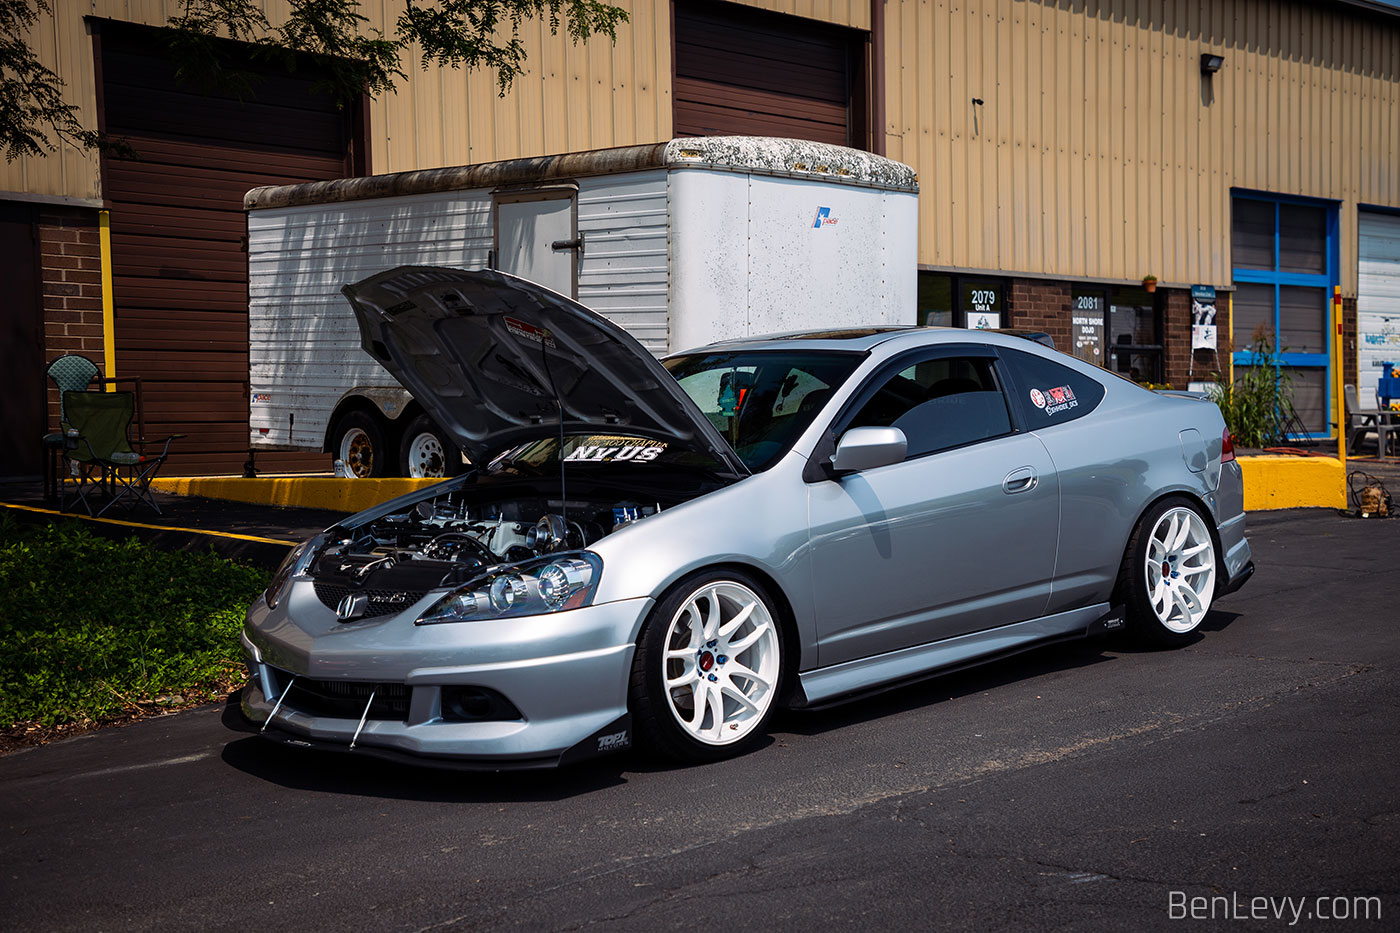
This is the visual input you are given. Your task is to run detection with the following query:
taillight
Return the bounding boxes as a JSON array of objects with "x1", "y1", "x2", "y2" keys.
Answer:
[{"x1": 1221, "y1": 427, "x2": 1235, "y2": 463}]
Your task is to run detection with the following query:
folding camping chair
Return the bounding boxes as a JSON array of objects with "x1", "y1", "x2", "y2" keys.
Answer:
[
  {"x1": 41, "y1": 354, "x2": 99, "y2": 501},
  {"x1": 59, "y1": 390, "x2": 182, "y2": 516}
]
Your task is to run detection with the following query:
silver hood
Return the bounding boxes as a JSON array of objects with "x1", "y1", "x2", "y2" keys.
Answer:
[{"x1": 341, "y1": 266, "x2": 749, "y2": 475}]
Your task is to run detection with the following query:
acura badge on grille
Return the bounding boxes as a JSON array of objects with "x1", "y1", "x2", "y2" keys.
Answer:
[{"x1": 336, "y1": 593, "x2": 370, "y2": 622}]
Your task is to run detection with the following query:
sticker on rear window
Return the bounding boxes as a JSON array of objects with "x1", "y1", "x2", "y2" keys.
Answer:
[
  {"x1": 505, "y1": 317, "x2": 556, "y2": 349},
  {"x1": 1035, "y1": 385, "x2": 1078, "y2": 415}
]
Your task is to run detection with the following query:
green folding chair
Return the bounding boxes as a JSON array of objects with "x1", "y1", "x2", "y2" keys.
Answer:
[
  {"x1": 59, "y1": 390, "x2": 182, "y2": 517},
  {"x1": 42, "y1": 354, "x2": 100, "y2": 501}
]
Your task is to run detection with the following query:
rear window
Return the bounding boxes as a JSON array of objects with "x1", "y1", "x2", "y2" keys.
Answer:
[{"x1": 999, "y1": 347, "x2": 1106, "y2": 425}]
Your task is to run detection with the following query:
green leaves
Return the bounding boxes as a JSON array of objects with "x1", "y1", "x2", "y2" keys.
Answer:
[
  {"x1": 0, "y1": 0, "x2": 129, "y2": 161},
  {"x1": 0, "y1": 516, "x2": 269, "y2": 728},
  {"x1": 1207, "y1": 331, "x2": 1298, "y2": 449}
]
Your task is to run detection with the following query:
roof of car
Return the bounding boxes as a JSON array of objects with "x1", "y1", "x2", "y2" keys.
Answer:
[{"x1": 668, "y1": 325, "x2": 1048, "y2": 356}]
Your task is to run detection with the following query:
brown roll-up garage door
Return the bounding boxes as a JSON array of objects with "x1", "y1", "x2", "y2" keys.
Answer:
[
  {"x1": 99, "y1": 21, "x2": 359, "y2": 475},
  {"x1": 674, "y1": 3, "x2": 865, "y2": 148}
]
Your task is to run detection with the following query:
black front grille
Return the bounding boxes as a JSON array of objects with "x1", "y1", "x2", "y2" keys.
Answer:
[
  {"x1": 271, "y1": 669, "x2": 412, "y2": 721},
  {"x1": 314, "y1": 581, "x2": 426, "y2": 619}
]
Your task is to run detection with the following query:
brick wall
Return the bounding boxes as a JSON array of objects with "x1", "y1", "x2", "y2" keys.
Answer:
[
  {"x1": 39, "y1": 207, "x2": 103, "y2": 426},
  {"x1": 1007, "y1": 279, "x2": 1071, "y2": 348}
]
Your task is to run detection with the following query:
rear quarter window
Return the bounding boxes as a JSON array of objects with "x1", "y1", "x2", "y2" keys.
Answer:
[{"x1": 1000, "y1": 347, "x2": 1106, "y2": 426}]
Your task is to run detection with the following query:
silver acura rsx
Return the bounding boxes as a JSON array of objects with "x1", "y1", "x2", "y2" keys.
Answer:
[{"x1": 238, "y1": 266, "x2": 1253, "y2": 768}]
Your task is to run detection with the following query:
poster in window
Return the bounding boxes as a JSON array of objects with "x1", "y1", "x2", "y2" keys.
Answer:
[
  {"x1": 1071, "y1": 293, "x2": 1105, "y2": 363},
  {"x1": 1191, "y1": 284, "x2": 1218, "y2": 350}
]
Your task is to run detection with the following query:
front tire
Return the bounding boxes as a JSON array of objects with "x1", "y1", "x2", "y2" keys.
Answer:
[
  {"x1": 1121, "y1": 497, "x2": 1218, "y2": 647},
  {"x1": 630, "y1": 570, "x2": 784, "y2": 763}
]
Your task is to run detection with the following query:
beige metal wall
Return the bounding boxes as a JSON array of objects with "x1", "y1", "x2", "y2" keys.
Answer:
[
  {"x1": 883, "y1": 0, "x2": 1400, "y2": 293},
  {"x1": 0, "y1": 0, "x2": 864, "y2": 201},
  {"x1": 7, "y1": 0, "x2": 1399, "y2": 294}
]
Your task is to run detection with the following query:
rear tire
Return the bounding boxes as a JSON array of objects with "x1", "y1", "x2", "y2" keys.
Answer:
[
  {"x1": 629, "y1": 570, "x2": 784, "y2": 764},
  {"x1": 398, "y1": 414, "x2": 463, "y2": 478},
  {"x1": 1120, "y1": 497, "x2": 1218, "y2": 648},
  {"x1": 331, "y1": 410, "x2": 388, "y2": 479}
]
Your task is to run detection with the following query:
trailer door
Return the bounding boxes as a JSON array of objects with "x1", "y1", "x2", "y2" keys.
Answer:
[{"x1": 495, "y1": 190, "x2": 578, "y2": 298}]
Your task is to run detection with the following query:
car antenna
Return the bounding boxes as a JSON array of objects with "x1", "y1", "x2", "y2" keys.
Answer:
[{"x1": 539, "y1": 326, "x2": 567, "y2": 532}]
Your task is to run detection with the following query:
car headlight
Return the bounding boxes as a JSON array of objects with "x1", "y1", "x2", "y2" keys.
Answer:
[
  {"x1": 264, "y1": 535, "x2": 325, "y2": 609},
  {"x1": 417, "y1": 552, "x2": 602, "y2": 625}
]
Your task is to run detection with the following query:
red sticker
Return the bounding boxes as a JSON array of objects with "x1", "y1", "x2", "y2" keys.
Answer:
[{"x1": 1029, "y1": 388, "x2": 1046, "y2": 408}]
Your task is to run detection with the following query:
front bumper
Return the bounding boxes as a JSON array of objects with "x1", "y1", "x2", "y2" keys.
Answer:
[{"x1": 237, "y1": 587, "x2": 654, "y2": 768}]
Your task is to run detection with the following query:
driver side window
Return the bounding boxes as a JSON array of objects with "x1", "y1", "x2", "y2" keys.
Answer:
[{"x1": 848, "y1": 356, "x2": 1013, "y2": 458}]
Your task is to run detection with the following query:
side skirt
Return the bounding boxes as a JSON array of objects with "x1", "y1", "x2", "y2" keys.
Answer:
[{"x1": 795, "y1": 603, "x2": 1108, "y2": 709}]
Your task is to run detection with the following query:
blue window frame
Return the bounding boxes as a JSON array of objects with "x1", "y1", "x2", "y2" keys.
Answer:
[{"x1": 1230, "y1": 191, "x2": 1339, "y2": 438}]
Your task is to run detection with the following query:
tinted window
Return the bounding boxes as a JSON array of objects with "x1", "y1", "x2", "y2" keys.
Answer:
[
  {"x1": 848, "y1": 356, "x2": 1013, "y2": 457},
  {"x1": 1000, "y1": 347, "x2": 1106, "y2": 425}
]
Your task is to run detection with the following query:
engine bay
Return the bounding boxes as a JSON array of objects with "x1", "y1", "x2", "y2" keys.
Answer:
[{"x1": 308, "y1": 482, "x2": 675, "y2": 599}]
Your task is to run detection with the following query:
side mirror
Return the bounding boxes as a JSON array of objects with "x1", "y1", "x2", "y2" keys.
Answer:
[{"x1": 830, "y1": 426, "x2": 907, "y2": 474}]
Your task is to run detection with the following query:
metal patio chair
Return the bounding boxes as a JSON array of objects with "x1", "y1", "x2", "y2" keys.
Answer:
[
  {"x1": 42, "y1": 354, "x2": 99, "y2": 501},
  {"x1": 1344, "y1": 383, "x2": 1397, "y2": 457},
  {"x1": 59, "y1": 390, "x2": 182, "y2": 516}
]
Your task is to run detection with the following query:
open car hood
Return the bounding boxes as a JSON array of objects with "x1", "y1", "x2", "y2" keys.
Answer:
[{"x1": 342, "y1": 267, "x2": 749, "y2": 476}]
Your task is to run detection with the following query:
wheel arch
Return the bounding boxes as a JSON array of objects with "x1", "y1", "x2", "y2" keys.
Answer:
[
  {"x1": 641, "y1": 560, "x2": 806, "y2": 705},
  {"x1": 1113, "y1": 488, "x2": 1227, "y2": 605},
  {"x1": 323, "y1": 389, "x2": 416, "y2": 452}
]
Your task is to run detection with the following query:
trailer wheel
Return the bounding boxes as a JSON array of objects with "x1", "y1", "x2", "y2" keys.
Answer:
[
  {"x1": 331, "y1": 411, "x2": 387, "y2": 479},
  {"x1": 399, "y1": 414, "x2": 464, "y2": 478}
]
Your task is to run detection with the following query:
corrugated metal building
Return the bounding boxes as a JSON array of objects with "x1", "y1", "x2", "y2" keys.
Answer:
[{"x1": 6, "y1": 0, "x2": 1400, "y2": 475}]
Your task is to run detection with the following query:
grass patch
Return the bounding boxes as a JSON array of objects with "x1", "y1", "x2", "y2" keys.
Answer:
[{"x1": 0, "y1": 515, "x2": 269, "y2": 733}]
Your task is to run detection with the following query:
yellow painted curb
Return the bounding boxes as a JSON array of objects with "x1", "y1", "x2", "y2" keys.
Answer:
[
  {"x1": 153, "y1": 458, "x2": 1344, "y2": 514},
  {"x1": 1238, "y1": 455, "x2": 1345, "y2": 511},
  {"x1": 150, "y1": 477, "x2": 440, "y2": 514}
]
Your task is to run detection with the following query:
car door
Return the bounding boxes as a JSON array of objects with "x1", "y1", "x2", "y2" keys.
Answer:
[{"x1": 807, "y1": 346, "x2": 1060, "y2": 667}]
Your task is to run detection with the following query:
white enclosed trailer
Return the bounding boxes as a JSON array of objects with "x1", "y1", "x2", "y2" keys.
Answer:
[{"x1": 244, "y1": 136, "x2": 918, "y2": 477}]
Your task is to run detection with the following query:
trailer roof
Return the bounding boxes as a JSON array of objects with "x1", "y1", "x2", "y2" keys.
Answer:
[{"x1": 244, "y1": 136, "x2": 918, "y2": 210}]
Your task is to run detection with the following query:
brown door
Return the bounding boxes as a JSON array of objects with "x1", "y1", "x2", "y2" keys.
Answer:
[
  {"x1": 0, "y1": 202, "x2": 45, "y2": 479},
  {"x1": 98, "y1": 21, "x2": 360, "y2": 475},
  {"x1": 674, "y1": 2, "x2": 866, "y2": 148}
]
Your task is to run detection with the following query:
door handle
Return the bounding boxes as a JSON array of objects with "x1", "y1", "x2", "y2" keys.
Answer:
[{"x1": 1002, "y1": 466, "x2": 1038, "y2": 494}]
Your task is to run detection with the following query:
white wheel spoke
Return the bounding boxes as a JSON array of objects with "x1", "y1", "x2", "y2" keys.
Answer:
[
  {"x1": 725, "y1": 662, "x2": 771, "y2": 691},
  {"x1": 666, "y1": 647, "x2": 693, "y2": 660},
  {"x1": 1147, "y1": 535, "x2": 1168, "y2": 560},
  {"x1": 720, "y1": 683, "x2": 759, "y2": 713},
  {"x1": 703, "y1": 588, "x2": 722, "y2": 639},
  {"x1": 718, "y1": 600, "x2": 757, "y2": 639},
  {"x1": 728, "y1": 621, "x2": 771, "y2": 655},
  {"x1": 1182, "y1": 541, "x2": 1211, "y2": 558},
  {"x1": 690, "y1": 682, "x2": 711, "y2": 729},
  {"x1": 1170, "y1": 584, "x2": 1192, "y2": 623},
  {"x1": 1152, "y1": 583, "x2": 1170, "y2": 615},
  {"x1": 1171, "y1": 515, "x2": 1191, "y2": 551},
  {"x1": 1179, "y1": 585, "x2": 1204, "y2": 618}
]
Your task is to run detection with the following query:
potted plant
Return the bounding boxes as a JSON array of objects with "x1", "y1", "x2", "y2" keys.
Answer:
[{"x1": 1142, "y1": 274, "x2": 1158, "y2": 293}]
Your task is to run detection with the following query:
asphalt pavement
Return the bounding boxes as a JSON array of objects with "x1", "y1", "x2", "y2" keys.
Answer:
[{"x1": 1, "y1": 508, "x2": 1396, "y2": 931}]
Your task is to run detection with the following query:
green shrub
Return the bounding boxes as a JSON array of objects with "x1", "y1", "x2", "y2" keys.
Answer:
[
  {"x1": 1208, "y1": 331, "x2": 1296, "y2": 448},
  {"x1": 0, "y1": 516, "x2": 269, "y2": 728}
]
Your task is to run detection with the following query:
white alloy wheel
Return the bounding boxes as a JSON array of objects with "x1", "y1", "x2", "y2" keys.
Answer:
[
  {"x1": 405, "y1": 430, "x2": 446, "y2": 477},
  {"x1": 661, "y1": 581, "x2": 780, "y2": 746},
  {"x1": 338, "y1": 426, "x2": 374, "y2": 478},
  {"x1": 1142, "y1": 505, "x2": 1216, "y2": 633}
]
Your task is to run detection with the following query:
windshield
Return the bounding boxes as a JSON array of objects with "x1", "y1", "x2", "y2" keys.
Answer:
[{"x1": 661, "y1": 350, "x2": 864, "y2": 471}]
